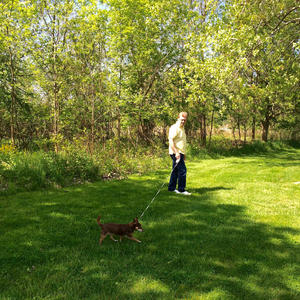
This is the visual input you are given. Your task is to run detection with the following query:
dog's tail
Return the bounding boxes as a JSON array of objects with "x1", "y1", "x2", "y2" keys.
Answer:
[{"x1": 97, "y1": 216, "x2": 103, "y2": 228}]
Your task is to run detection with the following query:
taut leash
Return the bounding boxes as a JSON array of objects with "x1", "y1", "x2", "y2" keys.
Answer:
[{"x1": 139, "y1": 158, "x2": 180, "y2": 219}]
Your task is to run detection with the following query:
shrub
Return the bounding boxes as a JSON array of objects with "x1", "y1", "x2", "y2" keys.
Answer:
[
  {"x1": 188, "y1": 137, "x2": 295, "y2": 158},
  {"x1": 0, "y1": 141, "x2": 169, "y2": 195},
  {"x1": 0, "y1": 150, "x2": 100, "y2": 194}
]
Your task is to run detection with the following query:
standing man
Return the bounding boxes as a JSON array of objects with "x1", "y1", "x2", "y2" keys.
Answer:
[{"x1": 168, "y1": 112, "x2": 191, "y2": 195}]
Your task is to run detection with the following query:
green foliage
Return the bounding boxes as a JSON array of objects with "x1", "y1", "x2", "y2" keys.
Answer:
[{"x1": 0, "y1": 0, "x2": 299, "y2": 153}]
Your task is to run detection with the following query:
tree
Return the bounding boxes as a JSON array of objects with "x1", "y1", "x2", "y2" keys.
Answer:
[
  {"x1": 106, "y1": 0, "x2": 189, "y2": 141},
  {"x1": 182, "y1": 0, "x2": 223, "y2": 145},
  {"x1": 67, "y1": 1, "x2": 108, "y2": 153},
  {"x1": 216, "y1": 0, "x2": 299, "y2": 141},
  {"x1": 0, "y1": 0, "x2": 34, "y2": 146},
  {"x1": 31, "y1": 0, "x2": 75, "y2": 152}
]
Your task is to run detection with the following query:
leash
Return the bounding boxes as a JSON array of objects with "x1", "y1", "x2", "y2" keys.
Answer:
[{"x1": 139, "y1": 158, "x2": 180, "y2": 219}]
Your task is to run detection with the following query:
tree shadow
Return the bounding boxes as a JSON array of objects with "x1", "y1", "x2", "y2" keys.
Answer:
[
  {"x1": 192, "y1": 186, "x2": 233, "y2": 194},
  {"x1": 68, "y1": 180, "x2": 300, "y2": 298}
]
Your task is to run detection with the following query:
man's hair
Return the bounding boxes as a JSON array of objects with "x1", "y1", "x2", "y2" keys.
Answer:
[{"x1": 178, "y1": 112, "x2": 188, "y2": 119}]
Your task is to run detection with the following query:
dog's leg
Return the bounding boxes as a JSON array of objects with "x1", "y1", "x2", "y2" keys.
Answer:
[
  {"x1": 109, "y1": 234, "x2": 118, "y2": 242},
  {"x1": 99, "y1": 232, "x2": 107, "y2": 245},
  {"x1": 119, "y1": 236, "x2": 123, "y2": 242},
  {"x1": 126, "y1": 235, "x2": 141, "y2": 243}
]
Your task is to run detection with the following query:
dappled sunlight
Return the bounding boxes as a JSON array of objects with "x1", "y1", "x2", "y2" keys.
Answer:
[
  {"x1": 0, "y1": 150, "x2": 299, "y2": 299},
  {"x1": 187, "y1": 289, "x2": 230, "y2": 299},
  {"x1": 24, "y1": 241, "x2": 34, "y2": 247},
  {"x1": 129, "y1": 277, "x2": 170, "y2": 294},
  {"x1": 138, "y1": 199, "x2": 300, "y2": 299},
  {"x1": 39, "y1": 202, "x2": 58, "y2": 206},
  {"x1": 49, "y1": 212, "x2": 74, "y2": 220}
]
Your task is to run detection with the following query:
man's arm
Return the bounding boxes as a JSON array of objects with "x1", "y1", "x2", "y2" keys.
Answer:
[{"x1": 169, "y1": 138, "x2": 180, "y2": 160}]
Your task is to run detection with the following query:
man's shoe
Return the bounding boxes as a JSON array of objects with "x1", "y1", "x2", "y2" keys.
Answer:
[
  {"x1": 179, "y1": 190, "x2": 191, "y2": 195},
  {"x1": 169, "y1": 189, "x2": 179, "y2": 193}
]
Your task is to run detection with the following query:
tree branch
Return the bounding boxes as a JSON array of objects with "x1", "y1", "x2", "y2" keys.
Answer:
[{"x1": 271, "y1": 6, "x2": 300, "y2": 34}]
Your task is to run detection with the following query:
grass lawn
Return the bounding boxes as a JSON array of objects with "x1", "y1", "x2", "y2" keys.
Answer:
[{"x1": 1, "y1": 147, "x2": 300, "y2": 299}]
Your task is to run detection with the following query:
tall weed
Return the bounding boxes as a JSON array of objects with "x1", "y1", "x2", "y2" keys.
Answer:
[
  {"x1": 0, "y1": 142, "x2": 169, "y2": 195},
  {"x1": 1, "y1": 137, "x2": 295, "y2": 195},
  {"x1": 188, "y1": 137, "x2": 296, "y2": 158}
]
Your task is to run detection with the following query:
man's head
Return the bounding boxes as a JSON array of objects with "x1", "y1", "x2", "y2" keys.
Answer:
[{"x1": 178, "y1": 112, "x2": 188, "y2": 127}]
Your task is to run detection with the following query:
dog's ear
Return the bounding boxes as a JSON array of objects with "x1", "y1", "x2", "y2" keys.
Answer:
[{"x1": 134, "y1": 217, "x2": 138, "y2": 222}]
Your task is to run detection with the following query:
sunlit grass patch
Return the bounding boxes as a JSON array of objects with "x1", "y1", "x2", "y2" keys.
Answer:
[
  {"x1": 129, "y1": 277, "x2": 170, "y2": 294},
  {"x1": 49, "y1": 212, "x2": 74, "y2": 220},
  {"x1": 187, "y1": 289, "x2": 231, "y2": 300}
]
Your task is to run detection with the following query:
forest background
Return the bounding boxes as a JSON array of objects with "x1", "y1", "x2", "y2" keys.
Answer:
[{"x1": 0, "y1": 0, "x2": 299, "y2": 193}]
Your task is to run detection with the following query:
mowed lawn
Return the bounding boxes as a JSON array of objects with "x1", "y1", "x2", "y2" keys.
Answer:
[{"x1": 1, "y1": 148, "x2": 299, "y2": 299}]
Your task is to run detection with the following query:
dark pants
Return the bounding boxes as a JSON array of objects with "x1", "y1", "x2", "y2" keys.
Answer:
[{"x1": 168, "y1": 153, "x2": 186, "y2": 192}]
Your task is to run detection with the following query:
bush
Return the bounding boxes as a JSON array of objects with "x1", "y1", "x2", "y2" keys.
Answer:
[
  {"x1": 0, "y1": 150, "x2": 100, "y2": 194},
  {"x1": 187, "y1": 137, "x2": 295, "y2": 158},
  {"x1": 2, "y1": 137, "x2": 298, "y2": 195},
  {"x1": 0, "y1": 141, "x2": 169, "y2": 195},
  {"x1": 188, "y1": 136, "x2": 234, "y2": 158}
]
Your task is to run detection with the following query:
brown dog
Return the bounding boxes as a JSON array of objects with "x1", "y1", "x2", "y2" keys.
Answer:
[{"x1": 97, "y1": 216, "x2": 143, "y2": 245}]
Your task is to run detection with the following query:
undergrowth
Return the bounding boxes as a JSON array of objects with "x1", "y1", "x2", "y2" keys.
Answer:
[
  {"x1": 0, "y1": 141, "x2": 168, "y2": 195},
  {"x1": 0, "y1": 137, "x2": 298, "y2": 195},
  {"x1": 188, "y1": 137, "x2": 299, "y2": 159}
]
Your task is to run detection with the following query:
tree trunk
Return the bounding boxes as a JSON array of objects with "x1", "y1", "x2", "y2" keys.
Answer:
[
  {"x1": 8, "y1": 28, "x2": 15, "y2": 147},
  {"x1": 90, "y1": 95, "x2": 95, "y2": 154},
  {"x1": 199, "y1": 114, "x2": 206, "y2": 146},
  {"x1": 262, "y1": 106, "x2": 271, "y2": 142},
  {"x1": 243, "y1": 123, "x2": 247, "y2": 144},
  {"x1": 262, "y1": 120, "x2": 269, "y2": 142},
  {"x1": 9, "y1": 53, "x2": 16, "y2": 147},
  {"x1": 52, "y1": 13, "x2": 59, "y2": 153},
  {"x1": 53, "y1": 81, "x2": 59, "y2": 153},
  {"x1": 10, "y1": 92, "x2": 15, "y2": 147},
  {"x1": 238, "y1": 118, "x2": 241, "y2": 140},
  {"x1": 252, "y1": 117, "x2": 256, "y2": 140},
  {"x1": 117, "y1": 114, "x2": 121, "y2": 139},
  {"x1": 117, "y1": 66, "x2": 122, "y2": 143},
  {"x1": 232, "y1": 126, "x2": 236, "y2": 143},
  {"x1": 208, "y1": 109, "x2": 214, "y2": 147}
]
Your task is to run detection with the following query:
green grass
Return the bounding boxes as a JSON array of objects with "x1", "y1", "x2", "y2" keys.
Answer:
[{"x1": 0, "y1": 147, "x2": 299, "y2": 299}]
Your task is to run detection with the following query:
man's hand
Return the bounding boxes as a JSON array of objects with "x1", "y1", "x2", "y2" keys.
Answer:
[{"x1": 170, "y1": 139, "x2": 180, "y2": 160}]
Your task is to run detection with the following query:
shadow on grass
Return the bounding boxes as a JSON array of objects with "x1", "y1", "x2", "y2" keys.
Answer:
[
  {"x1": 192, "y1": 186, "x2": 233, "y2": 194},
  {"x1": 216, "y1": 148, "x2": 300, "y2": 169},
  {"x1": 139, "y1": 203, "x2": 300, "y2": 299},
  {"x1": 0, "y1": 177, "x2": 299, "y2": 299}
]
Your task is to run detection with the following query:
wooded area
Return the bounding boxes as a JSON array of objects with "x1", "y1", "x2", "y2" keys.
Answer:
[{"x1": 1, "y1": 0, "x2": 299, "y2": 152}]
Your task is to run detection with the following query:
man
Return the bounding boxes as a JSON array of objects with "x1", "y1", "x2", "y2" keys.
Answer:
[{"x1": 168, "y1": 112, "x2": 191, "y2": 195}]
